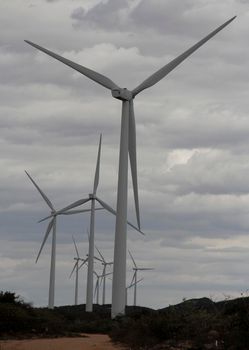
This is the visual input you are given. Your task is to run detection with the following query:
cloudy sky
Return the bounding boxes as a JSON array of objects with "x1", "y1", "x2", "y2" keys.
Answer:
[{"x1": 1, "y1": 0, "x2": 249, "y2": 309}]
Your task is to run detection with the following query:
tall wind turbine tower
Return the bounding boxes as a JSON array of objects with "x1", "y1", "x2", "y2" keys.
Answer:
[{"x1": 25, "y1": 16, "x2": 236, "y2": 317}]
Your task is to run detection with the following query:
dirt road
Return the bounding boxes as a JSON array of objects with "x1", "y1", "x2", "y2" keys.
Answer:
[{"x1": 0, "y1": 334, "x2": 127, "y2": 350}]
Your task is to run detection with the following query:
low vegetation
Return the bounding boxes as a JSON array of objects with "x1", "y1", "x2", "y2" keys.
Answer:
[
  {"x1": 0, "y1": 291, "x2": 249, "y2": 349},
  {"x1": 111, "y1": 297, "x2": 249, "y2": 349},
  {"x1": 0, "y1": 291, "x2": 112, "y2": 338}
]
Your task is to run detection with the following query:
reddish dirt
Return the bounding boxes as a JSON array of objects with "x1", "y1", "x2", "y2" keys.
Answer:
[{"x1": 0, "y1": 334, "x2": 127, "y2": 350}]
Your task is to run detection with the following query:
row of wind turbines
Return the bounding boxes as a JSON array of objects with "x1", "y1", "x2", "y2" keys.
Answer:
[
  {"x1": 25, "y1": 15, "x2": 235, "y2": 317},
  {"x1": 26, "y1": 135, "x2": 143, "y2": 311},
  {"x1": 70, "y1": 234, "x2": 152, "y2": 307}
]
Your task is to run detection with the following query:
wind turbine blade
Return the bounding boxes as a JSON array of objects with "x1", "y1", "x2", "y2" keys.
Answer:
[
  {"x1": 129, "y1": 277, "x2": 144, "y2": 289},
  {"x1": 135, "y1": 277, "x2": 144, "y2": 285},
  {"x1": 72, "y1": 235, "x2": 79, "y2": 258},
  {"x1": 95, "y1": 197, "x2": 115, "y2": 214},
  {"x1": 93, "y1": 134, "x2": 102, "y2": 195},
  {"x1": 101, "y1": 272, "x2": 113, "y2": 278},
  {"x1": 36, "y1": 218, "x2": 54, "y2": 263},
  {"x1": 96, "y1": 197, "x2": 145, "y2": 235},
  {"x1": 99, "y1": 275, "x2": 104, "y2": 288},
  {"x1": 95, "y1": 245, "x2": 105, "y2": 263},
  {"x1": 56, "y1": 198, "x2": 90, "y2": 214},
  {"x1": 127, "y1": 221, "x2": 145, "y2": 235},
  {"x1": 128, "y1": 100, "x2": 140, "y2": 229},
  {"x1": 78, "y1": 257, "x2": 88, "y2": 270},
  {"x1": 38, "y1": 207, "x2": 102, "y2": 222},
  {"x1": 25, "y1": 171, "x2": 54, "y2": 211},
  {"x1": 132, "y1": 16, "x2": 236, "y2": 96},
  {"x1": 69, "y1": 261, "x2": 78, "y2": 278},
  {"x1": 137, "y1": 268, "x2": 154, "y2": 271},
  {"x1": 93, "y1": 255, "x2": 104, "y2": 263},
  {"x1": 128, "y1": 250, "x2": 137, "y2": 268},
  {"x1": 99, "y1": 272, "x2": 112, "y2": 288},
  {"x1": 102, "y1": 271, "x2": 112, "y2": 281},
  {"x1": 38, "y1": 214, "x2": 53, "y2": 223},
  {"x1": 94, "y1": 279, "x2": 98, "y2": 298},
  {"x1": 25, "y1": 40, "x2": 120, "y2": 91},
  {"x1": 130, "y1": 271, "x2": 136, "y2": 286},
  {"x1": 61, "y1": 208, "x2": 103, "y2": 215}
]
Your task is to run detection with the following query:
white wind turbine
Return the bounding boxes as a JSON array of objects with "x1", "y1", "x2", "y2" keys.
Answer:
[
  {"x1": 93, "y1": 270, "x2": 113, "y2": 305},
  {"x1": 69, "y1": 236, "x2": 88, "y2": 305},
  {"x1": 25, "y1": 16, "x2": 236, "y2": 316},
  {"x1": 36, "y1": 135, "x2": 142, "y2": 313},
  {"x1": 25, "y1": 170, "x2": 92, "y2": 309},
  {"x1": 95, "y1": 246, "x2": 113, "y2": 305},
  {"x1": 126, "y1": 277, "x2": 144, "y2": 306},
  {"x1": 129, "y1": 250, "x2": 153, "y2": 307}
]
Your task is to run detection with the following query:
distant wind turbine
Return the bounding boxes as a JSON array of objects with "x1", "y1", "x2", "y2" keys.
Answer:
[
  {"x1": 69, "y1": 236, "x2": 88, "y2": 305},
  {"x1": 25, "y1": 170, "x2": 92, "y2": 309},
  {"x1": 93, "y1": 270, "x2": 112, "y2": 305},
  {"x1": 129, "y1": 250, "x2": 153, "y2": 307},
  {"x1": 95, "y1": 246, "x2": 113, "y2": 305},
  {"x1": 25, "y1": 16, "x2": 236, "y2": 316},
  {"x1": 126, "y1": 277, "x2": 144, "y2": 306}
]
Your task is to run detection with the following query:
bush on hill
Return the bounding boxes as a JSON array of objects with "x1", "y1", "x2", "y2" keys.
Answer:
[{"x1": 110, "y1": 297, "x2": 249, "y2": 349}]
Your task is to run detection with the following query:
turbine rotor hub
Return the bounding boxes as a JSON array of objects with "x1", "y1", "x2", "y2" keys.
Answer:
[
  {"x1": 111, "y1": 88, "x2": 133, "y2": 101},
  {"x1": 89, "y1": 193, "x2": 96, "y2": 199}
]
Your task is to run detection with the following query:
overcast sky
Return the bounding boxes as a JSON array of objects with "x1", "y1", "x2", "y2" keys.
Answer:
[{"x1": 1, "y1": 0, "x2": 249, "y2": 309}]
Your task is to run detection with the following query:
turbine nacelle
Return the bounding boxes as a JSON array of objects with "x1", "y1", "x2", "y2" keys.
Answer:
[
  {"x1": 88, "y1": 193, "x2": 96, "y2": 200},
  {"x1": 74, "y1": 257, "x2": 85, "y2": 261},
  {"x1": 111, "y1": 88, "x2": 133, "y2": 101}
]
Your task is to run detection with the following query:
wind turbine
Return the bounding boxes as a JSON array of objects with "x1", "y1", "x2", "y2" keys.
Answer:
[
  {"x1": 93, "y1": 270, "x2": 112, "y2": 305},
  {"x1": 95, "y1": 246, "x2": 113, "y2": 305},
  {"x1": 69, "y1": 236, "x2": 88, "y2": 305},
  {"x1": 25, "y1": 170, "x2": 92, "y2": 309},
  {"x1": 25, "y1": 16, "x2": 236, "y2": 316},
  {"x1": 126, "y1": 277, "x2": 144, "y2": 306},
  {"x1": 129, "y1": 250, "x2": 153, "y2": 307}
]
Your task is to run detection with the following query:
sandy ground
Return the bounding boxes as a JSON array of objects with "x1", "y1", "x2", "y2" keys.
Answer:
[{"x1": 0, "y1": 334, "x2": 128, "y2": 350}]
